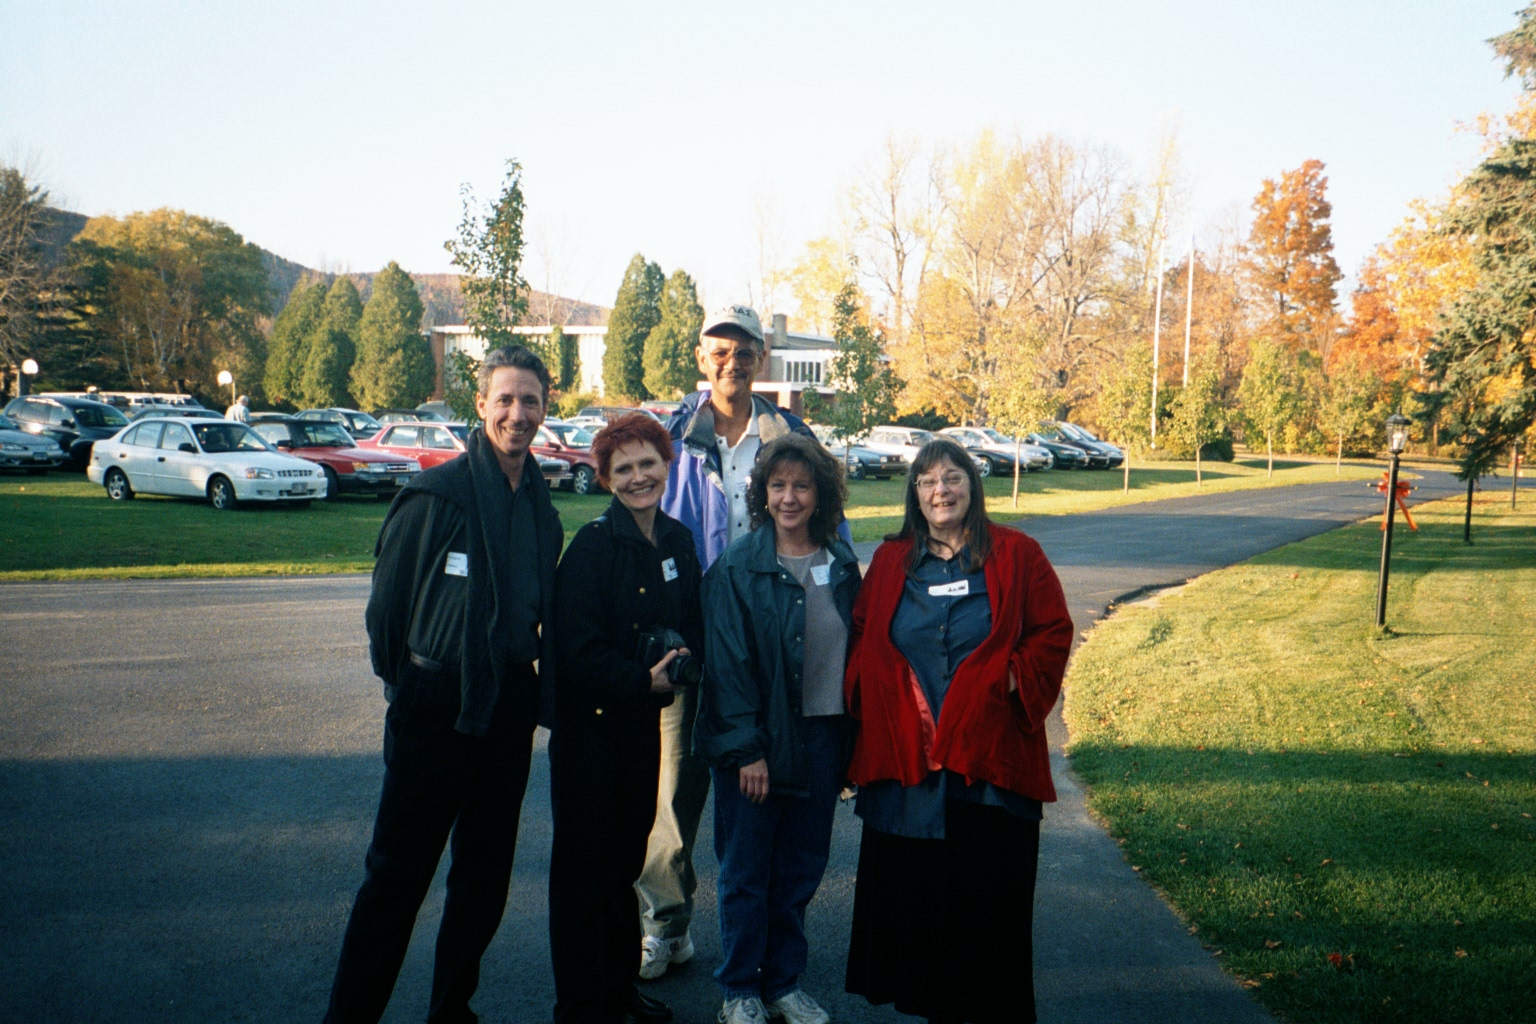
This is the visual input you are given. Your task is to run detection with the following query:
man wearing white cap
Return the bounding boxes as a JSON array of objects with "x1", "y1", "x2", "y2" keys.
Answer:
[{"x1": 636, "y1": 304, "x2": 841, "y2": 994}]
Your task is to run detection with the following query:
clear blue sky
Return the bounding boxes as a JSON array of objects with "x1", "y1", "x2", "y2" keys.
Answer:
[{"x1": 1, "y1": 0, "x2": 1523, "y2": 312}]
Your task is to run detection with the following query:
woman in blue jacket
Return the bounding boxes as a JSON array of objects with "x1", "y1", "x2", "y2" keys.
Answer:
[{"x1": 694, "y1": 433, "x2": 861, "y2": 1024}]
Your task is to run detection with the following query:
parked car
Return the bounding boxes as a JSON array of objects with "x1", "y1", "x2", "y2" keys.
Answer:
[
  {"x1": 87, "y1": 417, "x2": 325, "y2": 509},
  {"x1": 357, "y1": 421, "x2": 573, "y2": 490},
  {"x1": 415, "y1": 401, "x2": 455, "y2": 421},
  {"x1": 542, "y1": 420, "x2": 596, "y2": 449},
  {"x1": 296, "y1": 407, "x2": 382, "y2": 440},
  {"x1": 248, "y1": 415, "x2": 419, "y2": 499},
  {"x1": 1037, "y1": 421, "x2": 1124, "y2": 469},
  {"x1": 864, "y1": 426, "x2": 991, "y2": 475},
  {"x1": 372, "y1": 407, "x2": 448, "y2": 425},
  {"x1": 1024, "y1": 432, "x2": 1091, "y2": 469},
  {"x1": 0, "y1": 411, "x2": 68, "y2": 473},
  {"x1": 127, "y1": 404, "x2": 222, "y2": 421},
  {"x1": 939, "y1": 426, "x2": 1053, "y2": 474},
  {"x1": 639, "y1": 400, "x2": 683, "y2": 419},
  {"x1": 809, "y1": 426, "x2": 907, "y2": 480},
  {"x1": 577, "y1": 405, "x2": 660, "y2": 424},
  {"x1": 533, "y1": 425, "x2": 603, "y2": 494},
  {"x1": 3, "y1": 394, "x2": 130, "y2": 469}
]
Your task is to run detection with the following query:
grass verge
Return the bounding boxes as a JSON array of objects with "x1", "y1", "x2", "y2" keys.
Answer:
[
  {"x1": 2, "y1": 456, "x2": 1385, "y2": 579},
  {"x1": 1062, "y1": 495, "x2": 1536, "y2": 1024}
]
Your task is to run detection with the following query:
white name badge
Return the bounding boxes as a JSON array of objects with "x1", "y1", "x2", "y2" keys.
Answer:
[
  {"x1": 810, "y1": 563, "x2": 831, "y2": 586},
  {"x1": 928, "y1": 579, "x2": 969, "y2": 597},
  {"x1": 444, "y1": 552, "x2": 469, "y2": 577},
  {"x1": 661, "y1": 557, "x2": 680, "y2": 582}
]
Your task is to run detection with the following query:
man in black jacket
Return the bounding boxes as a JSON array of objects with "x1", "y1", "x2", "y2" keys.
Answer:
[{"x1": 323, "y1": 346, "x2": 562, "y2": 1024}]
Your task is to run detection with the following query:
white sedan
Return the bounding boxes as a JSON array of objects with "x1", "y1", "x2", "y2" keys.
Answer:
[{"x1": 87, "y1": 417, "x2": 326, "y2": 509}]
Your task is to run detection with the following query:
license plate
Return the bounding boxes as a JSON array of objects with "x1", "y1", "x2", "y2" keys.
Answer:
[{"x1": 285, "y1": 484, "x2": 311, "y2": 496}]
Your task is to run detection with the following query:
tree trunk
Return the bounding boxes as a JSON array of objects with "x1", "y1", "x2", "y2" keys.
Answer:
[
  {"x1": 1465, "y1": 476, "x2": 1475, "y2": 543},
  {"x1": 1336, "y1": 431, "x2": 1344, "y2": 478},
  {"x1": 1266, "y1": 434, "x2": 1274, "y2": 480}
]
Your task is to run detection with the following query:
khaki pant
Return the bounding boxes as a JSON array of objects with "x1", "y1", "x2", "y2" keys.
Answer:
[{"x1": 635, "y1": 681, "x2": 712, "y2": 940}]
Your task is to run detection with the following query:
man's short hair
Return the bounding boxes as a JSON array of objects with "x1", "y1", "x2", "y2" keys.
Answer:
[
  {"x1": 478, "y1": 346, "x2": 552, "y2": 403},
  {"x1": 700, "y1": 304, "x2": 764, "y2": 348}
]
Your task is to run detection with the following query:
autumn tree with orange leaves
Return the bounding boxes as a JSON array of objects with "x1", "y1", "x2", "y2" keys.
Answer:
[{"x1": 1246, "y1": 159, "x2": 1343, "y2": 360}]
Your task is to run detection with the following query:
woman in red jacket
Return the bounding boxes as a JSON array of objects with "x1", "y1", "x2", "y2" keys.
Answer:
[{"x1": 843, "y1": 438, "x2": 1074, "y2": 1024}]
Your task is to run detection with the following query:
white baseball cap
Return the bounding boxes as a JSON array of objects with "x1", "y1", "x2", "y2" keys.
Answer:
[{"x1": 700, "y1": 303, "x2": 764, "y2": 344}]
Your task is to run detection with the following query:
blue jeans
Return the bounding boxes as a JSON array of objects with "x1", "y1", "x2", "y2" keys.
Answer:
[{"x1": 711, "y1": 715, "x2": 842, "y2": 1001}]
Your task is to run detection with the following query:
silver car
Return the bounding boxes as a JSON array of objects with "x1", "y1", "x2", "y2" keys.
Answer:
[
  {"x1": 87, "y1": 417, "x2": 326, "y2": 509},
  {"x1": 0, "y1": 412, "x2": 67, "y2": 472}
]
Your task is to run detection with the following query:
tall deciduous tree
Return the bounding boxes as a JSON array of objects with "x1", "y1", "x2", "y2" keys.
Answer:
[
  {"x1": 804, "y1": 281, "x2": 902, "y2": 459},
  {"x1": 445, "y1": 159, "x2": 529, "y2": 350},
  {"x1": 266, "y1": 279, "x2": 326, "y2": 405},
  {"x1": 69, "y1": 208, "x2": 269, "y2": 396},
  {"x1": 1237, "y1": 339, "x2": 1305, "y2": 478},
  {"x1": 0, "y1": 166, "x2": 50, "y2": 388},
  {"x1": 1098, "y1": 341, "x2": 1155, "y2": 491},
  {"x1": 604, "y1": 253, "x2": 663, "y2": 399},
  {"x1": 1246, "y1": 159, "x2": 1342, "y2": 357},
  {"x1": 352, "y1": 261, "x2": 431, "y2": 410},
  {"x1": 643, "y1": 269, "x2": 704, "y2": 400}
]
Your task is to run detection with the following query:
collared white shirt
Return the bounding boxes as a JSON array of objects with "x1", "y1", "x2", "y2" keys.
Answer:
[{"x1": 716, "y1": 416, "x2": 761, "y2": 544}]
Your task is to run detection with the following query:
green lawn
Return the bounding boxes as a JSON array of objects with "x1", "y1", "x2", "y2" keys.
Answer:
[
  {"x1": 1062, "y1": 495, "x2": 1536, "y2": 1024},
  {"x1": 1, "y1": 456, "x2": 1386, "y2": 579}
]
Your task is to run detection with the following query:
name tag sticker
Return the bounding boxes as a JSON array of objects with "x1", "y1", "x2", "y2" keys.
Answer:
[
  {"x1": 444, "y1": 552, "x2": 469, "y2": 577},
  {"x1": 661, "y1": 557, "x2": 680, "y2": 582},
  {"x1": 810, "y1": 563, "x2": 831, "y2": 586},
  {"x1": 928, "y1": 579, "x2": 969, "y2": 597}
]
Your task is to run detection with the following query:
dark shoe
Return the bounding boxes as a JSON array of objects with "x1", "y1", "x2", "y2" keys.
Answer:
[{"x1": 627, "y1": 989, "x2": 673, "y2": 1024}]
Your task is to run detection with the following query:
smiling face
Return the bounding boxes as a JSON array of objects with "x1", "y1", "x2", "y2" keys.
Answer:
[
  {"x1": 766, "y1": 458, "x2": 817, "y2": 543},
  {"x1": 605, "y1": 439, "x2": 668, "y2": 517},
  {"x1": 476, "y1": 366, "x2": 545, "y2": 467},
  {"x1": 695, "y1": 328, "x2": 762, "y2": 404},
  {"x1": 914, "y1": 456, "x2": 972, "y2": 537}
]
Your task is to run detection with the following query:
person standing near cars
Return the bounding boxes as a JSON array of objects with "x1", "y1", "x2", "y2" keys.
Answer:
[
  {"x1": 694, "y1": 434, "x2": 861, "y2": 1024},
  {"x1": 548, "y1": 413, "x2": 703, "y2": 1024},
  {"x1": 225, "y1": 394, "x2": 250, "y2": 422},
  {"x1": 637, "y1": 304, "x2": 843, "y2": 981},
  {"x1": 322, "y1": 346, "x2": 561, "y2": 1024}
]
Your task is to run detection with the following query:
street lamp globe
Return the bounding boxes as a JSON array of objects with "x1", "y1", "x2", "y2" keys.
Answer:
[{"x1": 1385, "y1": 412, "x2": 1411, "y2": 455}]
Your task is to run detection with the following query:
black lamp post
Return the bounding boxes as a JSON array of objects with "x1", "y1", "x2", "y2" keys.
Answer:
[{"x1": 1375, "y1": 412, "x2": 1411, "y2": 628}]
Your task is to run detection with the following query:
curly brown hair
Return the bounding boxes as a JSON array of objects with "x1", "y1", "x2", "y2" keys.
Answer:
[{"x1": 747, "y1": 433, "x2": 847, "y2": 545}]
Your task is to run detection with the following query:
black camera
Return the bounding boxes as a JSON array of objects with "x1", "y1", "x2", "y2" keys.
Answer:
[{"x1": 637, "y1": 627, "x2": 702, "y2": 688}]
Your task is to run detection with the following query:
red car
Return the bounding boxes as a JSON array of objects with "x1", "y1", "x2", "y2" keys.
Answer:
[
  {"x1": 248, "y1": 415, "x2": 419, "y2": 499},
  {"x1": 358, "y1": 421, "x2": 573, "y2": 489},
  {"x1": 532, "y1": 425, "x2": 602, "y2": 494}
]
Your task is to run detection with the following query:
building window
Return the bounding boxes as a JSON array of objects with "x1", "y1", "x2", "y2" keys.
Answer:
[{"x1": 785, "y1": 360, "x2": 823, "y2": 384}]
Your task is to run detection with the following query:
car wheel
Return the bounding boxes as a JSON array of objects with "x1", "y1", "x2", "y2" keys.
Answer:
[
  {"x1": 322, "y1": 465, "x2": 340, "y2": 501},
  {"x1": 105, "y1": 467, "x2": 134, "y2": 501},
  {"x1": 208, "y1": 475, "x2": 237, "y2": 511},
  {"x1": 976, "y1": 457, "x2": 993, "y2": 478},
  {"x1": 571, "y1": 464, "x2": 596, "y2": 495},
  {"x1": 847, "y1": 460, "x2": 865, "y2": 480}
]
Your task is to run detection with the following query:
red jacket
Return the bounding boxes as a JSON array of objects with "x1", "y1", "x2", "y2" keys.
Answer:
[{"x1": 843, "y1": 525, "x2": 1073, "y2": 801}]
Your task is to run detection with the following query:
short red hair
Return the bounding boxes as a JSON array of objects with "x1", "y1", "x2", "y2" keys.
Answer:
[{"x1": 591, "y1": 412, "x2": 674, "y2": 483}]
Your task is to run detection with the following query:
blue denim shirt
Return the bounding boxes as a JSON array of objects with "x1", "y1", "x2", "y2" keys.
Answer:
[{"x1": 854, "y1": 546, "x2": 1043, "y2": 838}]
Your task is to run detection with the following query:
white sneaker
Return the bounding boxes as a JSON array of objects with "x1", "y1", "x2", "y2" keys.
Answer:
[
  {"x1": 766, "y1": 989, "x2": 830, "y2": 1024},
  {"x1": 718, "y1": 995, "x2": 769, "y2": 1024},
  {"x1": 638, "y1": 932, "x2": 695, "y2": 980}
]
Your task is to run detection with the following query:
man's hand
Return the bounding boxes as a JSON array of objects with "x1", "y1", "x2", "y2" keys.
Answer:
[{"x1": 738, "y1": 758, "x2": 770, "y2": 803}]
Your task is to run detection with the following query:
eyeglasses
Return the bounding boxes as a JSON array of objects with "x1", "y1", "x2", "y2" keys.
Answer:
[
  {"x1": 704, "y1": 346, "x2": 759, "y2": 366},
  {"x1": 914, "y1": 472, "x2": 967, "y2": 493}
]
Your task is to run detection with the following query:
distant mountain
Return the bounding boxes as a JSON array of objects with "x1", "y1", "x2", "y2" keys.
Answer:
[{"x1": 42, "y1": 206, "x2": 609, "y2": 329}]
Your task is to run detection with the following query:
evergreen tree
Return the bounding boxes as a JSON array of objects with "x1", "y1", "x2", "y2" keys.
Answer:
[
  {"x1": 549, "y1": 324, "x2": 578, "y2": 391},
  {"x1": 299, "y1": 323, "x2": 353, "y2": 409},
  {"x1": 352, "y1": 261, "x2": 431, "y2": 410},
  {"x1": 264, "y1": 278, "x2": 327, "y2": 405},
  {"x1": 603, "y1": 253, "x2": 663, "y2": 399},
  {"x1": 445, "y1": 159, "x2": 528, "y2": 350},
  {"x1": 804, "y1": 281, "x2": 901, "y2": 457},
  {"x1": 642, "y1": 269, "x2": 704, "y2": 399},
  {"x1": 1422, "y1": 5, "x2": 1536, "y2": 479}
]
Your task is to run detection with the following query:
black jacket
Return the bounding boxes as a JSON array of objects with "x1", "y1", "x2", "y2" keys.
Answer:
[
  {"x1": 551, "y1": 497, "x2": 704, "y2": 721},
  {"x1": 365, "y1": 429, "x2": 562, "y2": 734}
]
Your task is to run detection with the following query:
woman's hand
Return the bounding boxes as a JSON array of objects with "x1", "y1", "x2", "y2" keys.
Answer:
[
  {"x1": 649, "y1": 648, "x2": 686, "y2": 694},
  {"x1": 738, "y1": 758, "x2": 770, "y2": 803}
]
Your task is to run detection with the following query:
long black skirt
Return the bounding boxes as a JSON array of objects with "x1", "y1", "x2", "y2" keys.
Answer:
[{"x1": 845, "y1": 800, "x2": 1040, "y2": 1024}]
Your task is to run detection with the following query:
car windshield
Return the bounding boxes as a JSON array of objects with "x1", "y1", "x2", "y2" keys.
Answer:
[
  {"x1": 194, "y1": 422, "x2": 272, "y2": 453},
  {"x1": 345, "y1": 413, "x2": 380, "y2": 433},
  {"x1": 980, "y1": 427, "x2": 1013, "y2": 444},
  {"x1": 73, "y1": 404, "x2": 129, "y2": 428},
  {"x1": 296, "y1": 422, "x2": 354, "y2": 447},
  {"x1": 549, "y1": 424, "x2": 594, "y2": 447},
  {"x1": 1058, "y1": 422, "x2": 1091, "y2": 441},
  {"x1": 446, "y1": 423, "x2": 470, "y2": 443}
]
